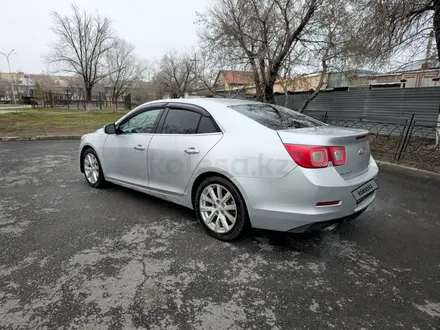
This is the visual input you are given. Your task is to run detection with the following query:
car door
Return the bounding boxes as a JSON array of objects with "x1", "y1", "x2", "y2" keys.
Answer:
[
  {"x1": 147, "y1": 103, "x2": 223, "y2": 196},
  {"x1": 103, "y1": 105, "x2": 164, "y2": 187}
]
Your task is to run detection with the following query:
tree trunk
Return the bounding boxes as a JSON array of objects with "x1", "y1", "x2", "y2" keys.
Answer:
[
  {"x1": 86, "y1": 87, "x2": 92, "y2": 101},
  {"x1": 263, "y1": 73, "x2": 277, "y2": 104},
  {"x1": 255, "y1": 84, "x2": 263, "y2": 102},
  {"x1": 49, "y1": 90, "x2": 54, "y2": 109},
  {"x1": 434, "y1": 0, "x2": 440, "y2": 61},
  {"x1": 298, "y1": 60, "x2": 328, "y2": 113},
  {"x1": 84, "y1": 86, "x2": 92, "y2": 111},
  {"x1": 111, "y1": 95, "x2": 115, "y2": 112},
  {"x1": 115, "y1": 98, "x2": 118, "y2": 112},
  {"x1": 251, "y1": 65, "x2": 263, "y2": 102},
  {"x1": 264, "y1": 83, "x2": 276, "y2": 104}
]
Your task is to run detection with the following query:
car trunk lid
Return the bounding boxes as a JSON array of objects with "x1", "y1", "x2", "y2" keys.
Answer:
[{"x1": 277, "y1": 126, "x2": 371, "y2": 179}]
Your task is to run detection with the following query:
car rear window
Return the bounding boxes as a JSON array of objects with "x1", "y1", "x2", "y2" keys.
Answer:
[{"x1": 228, "y1": 103, "x2": 324, "y2": 130}]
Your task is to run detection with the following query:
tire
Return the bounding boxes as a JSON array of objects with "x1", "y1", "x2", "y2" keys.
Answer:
[
  {"x1": 194, "y1": 176, "x2": 248, "y2": 241},
  {"x1": 82, "y1": 148, "x2": 106, "y2": 188}
]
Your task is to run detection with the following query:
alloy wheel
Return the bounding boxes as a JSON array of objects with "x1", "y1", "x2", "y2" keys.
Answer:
[
  {"x1": 84, "y1": 153, "x2": 100, "y2": 184},
  {"x1": 199, "y1": 183, "x2": 237, "y2": 233}
]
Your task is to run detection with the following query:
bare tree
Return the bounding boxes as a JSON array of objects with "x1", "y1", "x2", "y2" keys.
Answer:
[
  {"x1": 31, "y1": 71, "x2": 57, "y2": 92},
  {"x1": 130, "y1": 80, "x2": 157, "y2": 105},
  {"x1": 352, "y1": 0, "x2": 439, "y2": 67},
  {"x1": 48, "y1": 4, "x2": 113, "y2": 105},
  {"x1": 154, "y1": 50, "x2": 198, "y2": 98},
  {"x1": 353, "y1": 0, "x2": 440, "y2": 147},
  {"x1": 196, "y1": 50, "x2": 254, "y2": 98},
  {"x1": 105, "y1": 38, "x2": 148, "y2": 111},
  {"x1": 150, "y1": 73, "x2": 171, "y2": 99},
  {"x1": 198, "y1": 0, "x2": 324, "y2": 104},
  {"x1": 276, "y1": 45, "x2": 310, "y2": 107},
  {"x1": 297, "y1": 0, "x2": 360, "y2": 112},
  {"x1": 278, "y1": 64, "x2": 294, "y2": 107}
]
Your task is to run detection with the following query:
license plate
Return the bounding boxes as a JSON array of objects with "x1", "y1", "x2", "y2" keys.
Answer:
[{"x1": 352, "y1": 179, "x2": 378, "y2": 202}]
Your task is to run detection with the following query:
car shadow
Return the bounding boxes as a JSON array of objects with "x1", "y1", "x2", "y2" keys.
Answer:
[
  {"x1": 97, "y1": 181, "x2": 358, "y2": 257},
  {"x1": 250, "y1": 221, "x2": 360, "y2": 258},
  {"x1": 102, "y1": 181, "x2": 196, "y2": 218}
]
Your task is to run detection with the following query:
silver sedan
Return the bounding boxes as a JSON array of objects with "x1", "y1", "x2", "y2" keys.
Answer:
[{"x1": 79, "y1": 98, "x2": 378, "y2": 240}]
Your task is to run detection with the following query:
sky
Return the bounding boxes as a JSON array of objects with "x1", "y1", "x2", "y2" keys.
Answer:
[{"x1": 0, "y1": 0, "x2": 209, "y2": 74}]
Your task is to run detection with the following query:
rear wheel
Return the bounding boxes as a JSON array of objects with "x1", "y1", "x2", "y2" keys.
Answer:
[
  {"x1": 83, "y1": 149, "x2": 106, "y2": 188},
  {"x1": 195, "y1": 176, "x2": 248, "y2": 241}
]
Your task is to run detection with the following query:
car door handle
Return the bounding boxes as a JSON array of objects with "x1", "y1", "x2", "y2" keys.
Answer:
[
  {"x1": 184, "y1": 147, "x2": 200, "y2": 155},
  {"x1": 134, "y1": 145, "x2": 145, "y2": 151}
]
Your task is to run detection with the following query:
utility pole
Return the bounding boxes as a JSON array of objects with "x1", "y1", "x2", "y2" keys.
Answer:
[
  {"x1": 418, "y1": 30, "x2": 435, "y2": 87},
  {"x1": 191, "y1": 54, "x2": 200, "y2": 73},
  {"x1": 0, "y1": 49, "x2": 17, "y2": 104},
  {"x1": 424, "y1": 30, "x2": 434, "y2": 67},
  {"x1": 191, "y1": 54, "x2": 200, "y2": 89}
]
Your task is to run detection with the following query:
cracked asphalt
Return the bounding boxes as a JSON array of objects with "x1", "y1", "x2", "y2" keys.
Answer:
[{"x1": 0, "y1": 140, "x2": 439, "y2": 330}]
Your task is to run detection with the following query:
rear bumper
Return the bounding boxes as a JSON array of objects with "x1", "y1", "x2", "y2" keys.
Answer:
[
  {"x1": 231, "y1": 157, "x2": 378, "y2": 232},
  {"x1": 287, "y1": 208, "x2": 367, "y2": 233}
]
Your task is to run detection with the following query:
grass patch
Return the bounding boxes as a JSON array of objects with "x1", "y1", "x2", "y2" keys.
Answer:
[
  {"x1": 370, "y1": 134, "x2": 440, "y2": 173},
  {"x1": 0, "y1": 109, "x2": 129, "y2": 137}
]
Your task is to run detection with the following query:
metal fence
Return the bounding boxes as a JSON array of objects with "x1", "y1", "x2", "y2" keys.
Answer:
[
  {"x1": 274, "y1": 87, "x2": 440, "y2": 123},
  {"x1": 310, "y1": 111, "x2": 440, "y2": 172},
  {"x1": 29, "y1": 90, "x2": 121, "y2": 110},
  {"x1": 27, "y1": 90, "x2": 152, "y2": 110}
]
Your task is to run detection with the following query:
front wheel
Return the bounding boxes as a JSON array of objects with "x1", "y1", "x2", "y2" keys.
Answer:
[
  {"x1": 195, "y1": 176, "x2": 248, "y2": 241},
  {"x1": 83, "y1": 149, "x2": 106, "y2": 188}
]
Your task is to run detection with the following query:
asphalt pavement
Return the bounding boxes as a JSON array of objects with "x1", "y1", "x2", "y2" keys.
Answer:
[{"x1": 0, "y1": 140, "x2": 439, "y2": 330}]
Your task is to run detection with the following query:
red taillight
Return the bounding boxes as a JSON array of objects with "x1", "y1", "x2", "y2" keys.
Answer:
[
  {"x1": 284, "y1": 144, "x2": 346, "y2": 168},
  {"x1": 284, "y1": 145, "x2": 328, "y2": 168},
  {"x1": 309, "y1": 147, "x2": 329, "y2": 167},
  {"x1": 329, "y1": 146, "x2": 346, "y2": 166}
]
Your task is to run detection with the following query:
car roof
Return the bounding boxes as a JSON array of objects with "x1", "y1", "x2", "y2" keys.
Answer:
[
  {"x1": 157, "y1": 97, "x2": 256, "y2": 105},
  {"x1": 148, "y1": 97, "x2": 258, "y2": 109},
  {"x1": 139, "y1": 98, "x2": 268, "y2": 133}
]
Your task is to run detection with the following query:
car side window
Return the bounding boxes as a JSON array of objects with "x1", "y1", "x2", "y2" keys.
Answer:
[
  {"x1": 162, "y1": 109, "x2": 201, "y2": 134},
  {"x1": 197, "y1": 116, "x2": 218, "y2": 134},
  {"x1": 119, "y1": 109, "x2": 162, "y2": 134}
]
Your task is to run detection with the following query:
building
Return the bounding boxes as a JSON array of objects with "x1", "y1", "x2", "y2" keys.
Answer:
[
  {"x1": 213, "y1": 70, "x2": 254, "y2": 94},
  {"x1": 342, "y1": 59, "x2": 440, "y2": 89},
  {"x1": 219, "y1": 65, "x2": 440, "y2": 97},
  {"x1": 0, "y1": 72, "x2": 80, "y2": 102},
  {"x1": 0, "y1": 72, "x2": 139, "y2": 105},
  {"x1": 244, "y1": 72, "x2": 330, "y2": 95},
  {"x1": 0, "y1": 72, "x2": 36, "y2": 101}
]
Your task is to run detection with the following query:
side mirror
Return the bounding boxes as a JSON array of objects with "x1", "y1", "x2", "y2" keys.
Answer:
[{"x1": 104, "y1": 123, "x2": 117, "y2": 134}]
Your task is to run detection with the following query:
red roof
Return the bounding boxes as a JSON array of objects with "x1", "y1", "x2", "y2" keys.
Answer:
[{"x1": 221, "y1": 70, "x2": 254, "y2": 85}]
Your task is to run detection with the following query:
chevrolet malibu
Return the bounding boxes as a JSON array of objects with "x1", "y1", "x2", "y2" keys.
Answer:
[{"x1": 79, "y1": 99, "x2": 378, "y2": 241}]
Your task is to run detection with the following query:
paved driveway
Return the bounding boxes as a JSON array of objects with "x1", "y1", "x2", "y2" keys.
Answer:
[{"x1": 1, "y1": 140, "x2": 439, "y2": 330}]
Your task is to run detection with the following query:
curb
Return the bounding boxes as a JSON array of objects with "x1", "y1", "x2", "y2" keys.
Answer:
[
  {"x1": 377, "y1": 161, "x2": 440, "y2": 183},
  {"x1": 1, "y1": 136, "x2": 81, "y2": 142}
]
